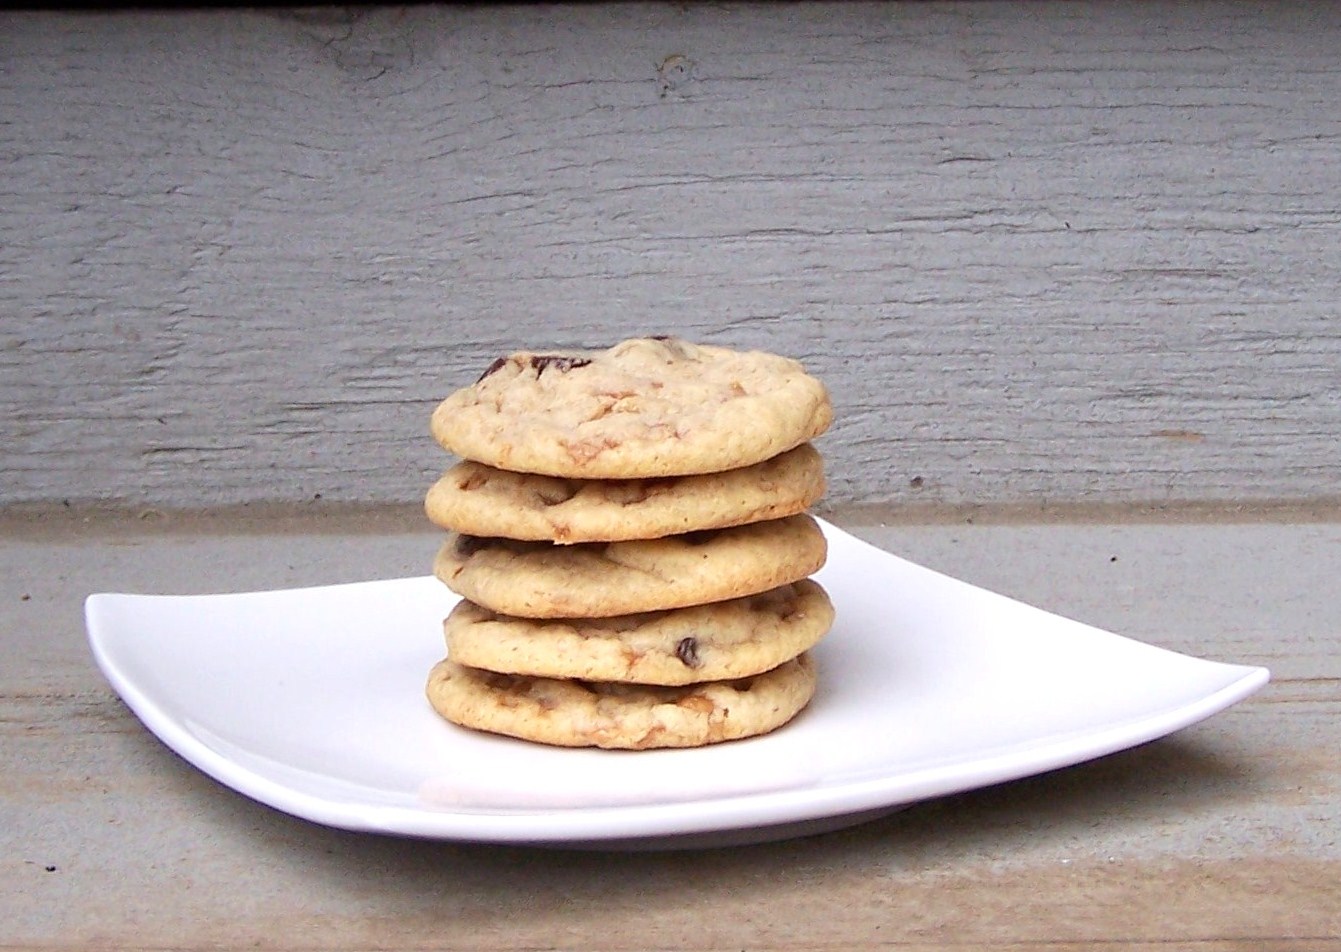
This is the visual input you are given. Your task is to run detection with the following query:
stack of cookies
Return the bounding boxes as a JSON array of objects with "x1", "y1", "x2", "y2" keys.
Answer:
[{"x1": 423, "y1": 336, "x2": 835, "y2": 749}]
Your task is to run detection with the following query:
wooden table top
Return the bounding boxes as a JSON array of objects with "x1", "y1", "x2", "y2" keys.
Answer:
[{"x1": 4, "y1": 511, "x2": 1338, "y2": 949}]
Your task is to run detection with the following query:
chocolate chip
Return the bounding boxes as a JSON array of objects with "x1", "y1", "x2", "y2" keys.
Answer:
[
  {"x1": 529, "y1": 354, "x2": 592, "y2": 377},
  {"x1": 675, "y1": 637, "x2": 702, "y2": 668},
  {"x1": 476, "y1": 356, "x2": 509, "y2": 383}
]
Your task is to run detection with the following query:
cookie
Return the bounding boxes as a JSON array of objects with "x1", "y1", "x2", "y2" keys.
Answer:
[
  {"x1": 425, "y1": 654, "x2": 818, "y2": 749},
  {"x1": 424, "y1": 443, "x2": 825, "y2": 544},
  {"x1": 433, "y1": 513, "x2": 827, "y2": 618},
  {"x1": 429, "y1": 337, "x2": 832, "y2": 479},
  {"x1": 443, "y1": 579, "x2": 834, "y2": 685}
]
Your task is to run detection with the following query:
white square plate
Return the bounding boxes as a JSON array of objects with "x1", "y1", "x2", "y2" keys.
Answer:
[{"x1": 86, "y1": 521, "x2": 1267, "y2": 848}]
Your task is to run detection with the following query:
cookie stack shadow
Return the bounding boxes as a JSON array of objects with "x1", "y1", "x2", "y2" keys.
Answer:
[{"x1": 422, "y1": 337, "x2": 835, "y2": 750}]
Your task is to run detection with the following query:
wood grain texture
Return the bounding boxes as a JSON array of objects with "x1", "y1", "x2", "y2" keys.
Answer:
[{"x1": 3, "y1": 3, "x2": 1341, "y2": 509}]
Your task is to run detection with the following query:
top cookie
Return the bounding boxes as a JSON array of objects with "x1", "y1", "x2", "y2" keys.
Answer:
[{"x1": 430, "y1": 337, "x2": 832, "y2": 478}]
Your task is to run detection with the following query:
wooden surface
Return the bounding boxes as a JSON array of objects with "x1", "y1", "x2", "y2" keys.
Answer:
[
  {"x1": 5, "y1": 2, "x2": 1341, "y2": 510},
  {"x1": 3, "y1": 511, "x2": 1339, "y2": 949}
]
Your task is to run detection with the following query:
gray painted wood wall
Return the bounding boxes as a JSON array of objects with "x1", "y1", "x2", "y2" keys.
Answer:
[{"x1": 4, "y1": 2, "x2": 1339, "y2": 511}]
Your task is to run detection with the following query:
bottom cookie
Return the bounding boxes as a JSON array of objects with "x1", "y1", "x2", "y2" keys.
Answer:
[{"x1": 426, "y1": 654, "x2": 817, "y2": 750}]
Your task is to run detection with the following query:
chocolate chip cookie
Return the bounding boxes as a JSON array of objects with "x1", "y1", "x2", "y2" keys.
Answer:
[
  {"x1": 425, "y1": 653, "x2": 818, "y2": 749},
  {"x1": 432, "y1": 513, "x2": 827, "y2": 619},
  {"x1": 425, "y1": 443, "x2": 824, "y2": 544},
  {"x1": 442, "y1": 579, "x2": 834, "y2": 685},
  {"x1": 430, "y1": 337, "x2": 832, "y2": 479}
]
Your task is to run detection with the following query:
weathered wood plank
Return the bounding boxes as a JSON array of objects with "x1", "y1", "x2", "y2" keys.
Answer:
[{"x1": 3, "y1": 3, "x2": 1341, "y2": 508}]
